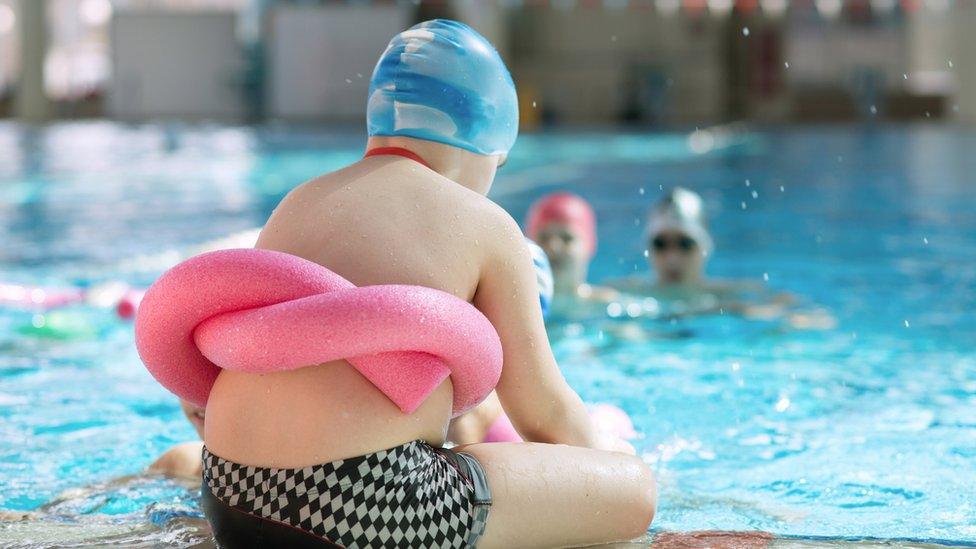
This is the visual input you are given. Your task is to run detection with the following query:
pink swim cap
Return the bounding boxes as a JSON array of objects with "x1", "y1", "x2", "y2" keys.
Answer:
[{"x1": 525, "y1": 192, "x2": 597, "y2": 257}]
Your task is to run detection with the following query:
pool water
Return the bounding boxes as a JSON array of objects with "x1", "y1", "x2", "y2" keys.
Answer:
[{"x1": 0, "y1": 122, "x2": 973, "y2": 547}]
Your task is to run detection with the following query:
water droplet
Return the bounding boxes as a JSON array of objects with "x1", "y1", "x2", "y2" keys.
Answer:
[
  {"x1": 741, "y1": 201, "x2": 747, "y2": 210},
  {"x1": 923, "y1": 237, "x2": 929, "y2": 244},
  {"x1": 774, "y1": 396, "x2": 791, "y2": 412},
  {"x1": 532, "y1": 101, "x2": 537, "y2": 108},
  {"x1": 745, "y1": 179, "x2": 751, "y2": 187},
  {"x1": 784, "y1": 61, "x2": 790, "y2": 69},
  {"x1": 742, "y1": 27, "x2": 750, "y2": 36},
  {"x1": 751, "y1": 190, "x2": 759, "y2": 199},
  {"x1": 779, "y1": 185, "x2": 785, "y2": 192},
  {"x1": 904, "y1": 320, "x2": 910, "y2": 328},
  {"x1": 763, "y1": 272, "x2": 769, "y2": 281},
  {"x1": 639, "y1": 187, "x2": 645, "y2": 195},
  {"x1": 948, "y1": 60, "x2": 954, "y2": 68},
  {"x1": 643, "y1": 249, "x2": 649, "y2": 258},
  {"x1": 345, "y1": 78, "x2": 352, "y2": 84},
  {"x1": 870, "y1": 105, "x2": 877, "y2": 114}
]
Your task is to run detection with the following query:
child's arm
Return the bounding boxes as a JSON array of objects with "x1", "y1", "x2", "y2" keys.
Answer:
[{"x1": 474, "y1": 210, "x2": 629, "y2": 453}]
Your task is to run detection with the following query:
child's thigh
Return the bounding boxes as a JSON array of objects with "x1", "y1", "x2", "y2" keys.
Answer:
[{"x1": 457, "y1": 442, "x2": 657, "y2": 549}]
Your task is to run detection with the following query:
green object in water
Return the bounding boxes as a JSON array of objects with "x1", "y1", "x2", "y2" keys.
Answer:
[{"x1": 18, "y1": 311, "x2": 96, "y2": 340}]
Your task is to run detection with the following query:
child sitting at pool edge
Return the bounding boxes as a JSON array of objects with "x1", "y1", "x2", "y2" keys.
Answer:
[{"x1": 136, "y1": 19, "x2": 656, "y2": 548}]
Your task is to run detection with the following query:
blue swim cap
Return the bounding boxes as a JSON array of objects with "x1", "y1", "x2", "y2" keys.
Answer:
[{"x1": 367, "y1": 19, "x2": 519, "y2": 156}]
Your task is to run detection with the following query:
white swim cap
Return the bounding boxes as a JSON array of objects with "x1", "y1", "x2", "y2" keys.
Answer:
[{"x1": 646, "y1": 187, "x2": 714, "y2": 255}]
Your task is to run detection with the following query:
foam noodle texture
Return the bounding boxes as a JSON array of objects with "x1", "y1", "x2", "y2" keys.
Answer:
[
  {"x1": 483, "y1": 403, "x2": 637, "y2": 443},
  {"x1": 135, "y1": 248, "x2": 502, "y2": 417}
]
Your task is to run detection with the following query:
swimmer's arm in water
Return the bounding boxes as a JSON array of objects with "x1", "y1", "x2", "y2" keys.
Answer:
[
  {"x1": 577, "y1": 283, "x2": 621, "y2": 303},
  {"x1": 713, "y1": 282, "x2": 835, "y2": 328},
  {"x1": 473, "y1": 210, "x2": 629, "y2": 453},
  {"x1": 147, "y1": 441, "x2": 205, "y2": 480}
]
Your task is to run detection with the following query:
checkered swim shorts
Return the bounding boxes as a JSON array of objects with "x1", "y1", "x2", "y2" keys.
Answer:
[{"x1": 201, "y1": 440, "x2": 491, "y2": 548}]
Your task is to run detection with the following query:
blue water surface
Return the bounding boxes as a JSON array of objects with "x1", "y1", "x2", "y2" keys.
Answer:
[{"x1": 0, "y1": 121, "x2": 973, "y2": 544}]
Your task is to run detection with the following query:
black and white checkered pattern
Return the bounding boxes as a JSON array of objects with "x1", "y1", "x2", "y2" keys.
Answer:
[{"x1": 203, "y1": 441, "x2": 488, "y2": 548}]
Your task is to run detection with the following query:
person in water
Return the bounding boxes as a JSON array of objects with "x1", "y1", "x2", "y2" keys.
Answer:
[
  {"x1": 615, "y1": 186, "x2": 772, "y2": 310},
  {"x1": 633, "y1": 185, "x2": 735, "y2": 316},
  {"x1": 613, "y1": 187, "x2": 834, "y2": 328},
  {"x1": 525, "y1": 192, "x2": 618, "y2": 308},
  {"x1": 199, "y1": 19, "x2": 655, "y2": 549}
]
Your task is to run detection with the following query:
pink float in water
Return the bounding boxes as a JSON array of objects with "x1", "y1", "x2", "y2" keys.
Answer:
[
  {"x1": 115, "y1": 289, "x2": 146, "y2": 320},
  {"x1": 483, "y1": 402, "x2": 638, "y2": 443}
]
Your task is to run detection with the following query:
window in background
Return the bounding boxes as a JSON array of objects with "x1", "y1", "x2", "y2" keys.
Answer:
[
  {"x1": 45, "y1": 0, "x2": 113, "y2": 103},
  {"x1": 41, "y1": 0, "x2": 251, "y2": 116},
  {"x1": 0, "y1": 0, "x2": 17, "y2": 109}
]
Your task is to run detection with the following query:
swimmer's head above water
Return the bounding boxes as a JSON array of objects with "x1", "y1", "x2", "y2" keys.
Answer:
[
  {"x1": 366, "y1": 19, "x2": 518, "y2": 192},
  {"x1": 526, "y1": 192, "x2": 597, "y2": 295},
  {"x1": 647, "y1": 187, "x2": 713, "y2": 286}
]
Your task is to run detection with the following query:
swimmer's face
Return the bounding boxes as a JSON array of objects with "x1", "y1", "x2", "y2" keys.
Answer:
[
  {"x1": 650, "y1": 230, "x2": 704, "y2": 285},
  {"x1": 536, "y1": 222, "x2": 589, "y2": 272},
  {"x1": 180, "y1": 400, "x2": 205, "y2": 439}
]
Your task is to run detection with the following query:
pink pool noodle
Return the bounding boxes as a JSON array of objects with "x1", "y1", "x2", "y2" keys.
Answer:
[
  {"x1": 134, "y1": 248, "x2": 502, "y2": 417},
  {"x1": 483, "y1": 403, "x2": 637, "y2": 443}
]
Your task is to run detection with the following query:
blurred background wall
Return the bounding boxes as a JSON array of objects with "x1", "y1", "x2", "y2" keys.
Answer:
[{"x1": 0, "y1": 0, "x2": 972, "y2": 127}]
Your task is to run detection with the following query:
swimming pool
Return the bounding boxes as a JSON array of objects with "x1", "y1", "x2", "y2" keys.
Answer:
[{"x1": 0, "y1": 122, "x2": 973, "y2": 547}]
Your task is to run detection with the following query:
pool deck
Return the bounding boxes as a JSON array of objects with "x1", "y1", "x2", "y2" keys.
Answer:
[
  {"x1": 2, "y1": 518, "x2": 973, "y2": 549},
  {"x1": 614, "y1": 532, "x2": 974, "y2": 548}
]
